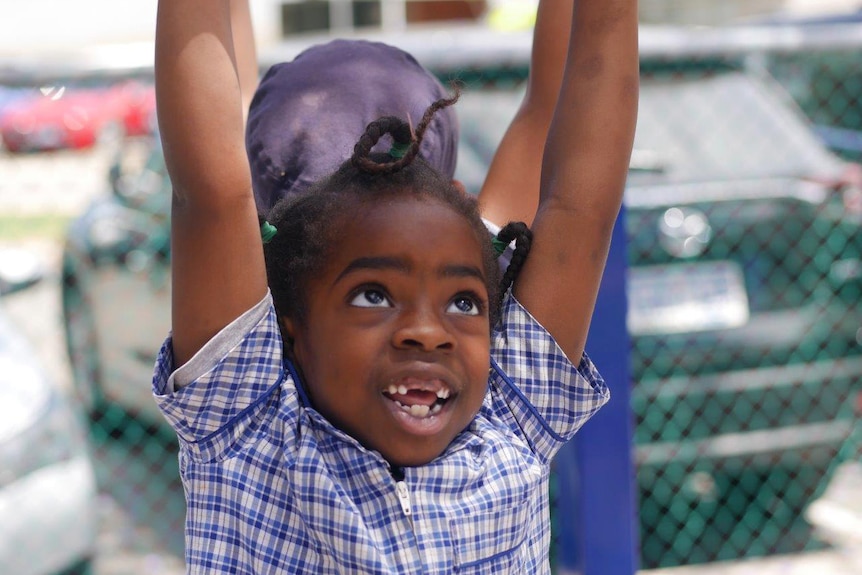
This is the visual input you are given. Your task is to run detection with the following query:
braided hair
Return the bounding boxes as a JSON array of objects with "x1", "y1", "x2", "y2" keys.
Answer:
[
  {"x1": 351, "y1": 92, "x2": 460, "y2": 175},
  {"x1": 494, "y1": 221, "x2": 533, "y2": 310},
  {"x1": 261, "y1": 91, "x2": 532, "y2": 330}
]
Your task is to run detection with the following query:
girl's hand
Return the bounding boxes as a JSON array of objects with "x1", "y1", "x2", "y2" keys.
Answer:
[{"x1": 478, "y1": 0, "x2": 573, "y2": 228}]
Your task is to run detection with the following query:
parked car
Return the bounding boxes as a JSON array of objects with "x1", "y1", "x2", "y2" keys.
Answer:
[
  {"x1": 0, "y1": 248, "x2": 98, "y2": 575},
  {"x1": 0, "y1": 85, "x2": 31, "y2": 114},
  {"x1": 0, "y1": 85, "x2": 33, "y2": 151},
  {"x1": 61, "y1": 26, "x2": 862, "y2": 568},
  {"x1": 729, "y1": 16, "x2": 862, "y2": 161},
  {"x1": 0, "y1": 79, "x2": 155, "y2": 153}
]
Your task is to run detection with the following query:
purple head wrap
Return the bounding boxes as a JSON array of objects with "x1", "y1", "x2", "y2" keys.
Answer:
[{"x1": 246, "y1": 39, "x2": 459, "y2": 216}]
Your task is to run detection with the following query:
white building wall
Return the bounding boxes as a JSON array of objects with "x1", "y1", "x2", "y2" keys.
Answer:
[
  {"x1": 0, "y1": 0, "x2": 285, "y2": 57},
  {"x1": 783, "y1": 0, "x2": 861, "y2": 16},
  {"x1": 639, "y1": 0, "x2": 782, "y2": 25},
  {"x1": 639, "y1": 0, "x2": 862, "y2": 24},
  {"x1": 1, "y1": 0, "x2": 860, "y2": 57}
]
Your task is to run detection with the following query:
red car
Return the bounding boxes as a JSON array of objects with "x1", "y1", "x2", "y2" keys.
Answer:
[{"x1": 0, "y1": 80, "x2": 155, "y2": 153}]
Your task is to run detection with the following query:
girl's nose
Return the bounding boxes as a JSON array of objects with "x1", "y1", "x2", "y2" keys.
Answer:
[{"x1": 392, "y1": 305, "x2": 454, "y2": 351}]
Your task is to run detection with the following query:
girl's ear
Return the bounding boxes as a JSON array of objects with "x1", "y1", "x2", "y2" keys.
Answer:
[
  {"x1": 280, "y1": 316, "x2": 297, "y2": 341},
  {"x1": 280, "y1": 315, "x2": 303, "y2": 364},
  {"x1": 451, "y1": 179, "x2": 467, "y2": 196}
]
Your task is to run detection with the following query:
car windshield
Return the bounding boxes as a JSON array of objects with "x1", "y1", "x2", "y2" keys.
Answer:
[{"x1": 454, "y1": 69, "x2": 844, "y2": 192}]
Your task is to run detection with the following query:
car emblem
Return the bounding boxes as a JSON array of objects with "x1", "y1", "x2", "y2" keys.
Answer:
[{"x1": 658, "y1": 206, "x2": 712, "y2": 258}]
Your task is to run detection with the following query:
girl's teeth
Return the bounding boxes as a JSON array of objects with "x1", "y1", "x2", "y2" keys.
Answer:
[
  {"x1": 409, "y1": 404, "x2": 430, "y2": 417},
  {"x1": 394, "y1": 401, "x2": 438, "y2": 419},
  {"x1": 385, "y1": 385, "x2": 450, "y2": 399}
]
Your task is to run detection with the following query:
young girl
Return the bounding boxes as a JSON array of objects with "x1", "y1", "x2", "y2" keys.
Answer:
[{"x1": 153, "y1": 0, "x2": 638, "y2": 572}]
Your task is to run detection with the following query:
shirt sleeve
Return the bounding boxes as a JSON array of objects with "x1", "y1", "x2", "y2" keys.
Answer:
[
  {"x1": 488, "y1": 290, "x2": 610, "y2": 463},
  {"x1": 151, "y1": 291, "x2": 293, "y2": 461}
]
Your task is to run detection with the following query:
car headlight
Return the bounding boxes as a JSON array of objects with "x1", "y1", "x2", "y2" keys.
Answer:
[{"x1": 0, "y1": 357, "x2": 87, "y2": 489}]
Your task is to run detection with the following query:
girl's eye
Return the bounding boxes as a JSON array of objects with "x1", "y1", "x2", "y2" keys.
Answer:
[
  {"x1": 350, "y1": 289, "x2": 391, "y2": 308},
  {"x1": 448, "y1": 296, "x2": 480, "y2": 316}
]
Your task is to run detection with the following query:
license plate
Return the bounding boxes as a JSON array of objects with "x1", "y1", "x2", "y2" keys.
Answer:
[{"x1": 627, "y1": 261, "x2": 749, "y2": 335}]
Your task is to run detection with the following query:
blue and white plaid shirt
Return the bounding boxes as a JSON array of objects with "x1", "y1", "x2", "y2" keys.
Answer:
[{"x1": 153, "y1": 290, "x2": 608, "y2": 574}]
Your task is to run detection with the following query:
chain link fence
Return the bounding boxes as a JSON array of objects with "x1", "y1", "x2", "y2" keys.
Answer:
[
  {"x1": 631, "y1": 33, "x2": 862, "y2": 568},
  {"x1": 5, "y1": 23, "x2": 862, "y2": 574},
  {"x1": 628, "y1": 36, "x2": 862, "y2": 568},
  {"x1": 768, "y1": 49, "x2": 862, "y2": 162}
]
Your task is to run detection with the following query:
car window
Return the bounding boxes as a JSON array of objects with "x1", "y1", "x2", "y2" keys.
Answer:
[
  {"x1": 765, "y1": 50, "x2": 862, "y2": 142},
  {"x1": 632, "y1": 71, "x2": 843, "y2": 183},
  {"x1": 454, "y1": 70, "x2": 845, "y2": 191}
]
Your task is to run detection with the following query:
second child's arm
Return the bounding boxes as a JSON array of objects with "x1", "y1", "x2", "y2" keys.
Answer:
[
  {"x1": 478, "y1": 0, "x2": 573, "y2": 227},
  {"x1": 155, "y1": 0, "x2": 267, "y2": 367},
  {"x1": 512, "y1": 0, "x2": 639, "y2": 362},
  {"x1": 230, "y1": 0, "x2": 260, "y2": 123}
]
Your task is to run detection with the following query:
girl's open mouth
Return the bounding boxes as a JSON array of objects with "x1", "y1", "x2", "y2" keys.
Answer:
[
  {"x1": 383, "y1": 385, "x2": 451, "y2": 419},
  {"x1": 381, "y1": 383, "x2": 454, "y2": 433}
]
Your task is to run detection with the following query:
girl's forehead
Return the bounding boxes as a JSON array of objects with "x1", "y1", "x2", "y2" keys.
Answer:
[
  {"x1": 333, "y1": 195, "x2": 455, "y2": 229},
  {"x1": 330, "y1": 197, "x2": 486, "y2": 266}
]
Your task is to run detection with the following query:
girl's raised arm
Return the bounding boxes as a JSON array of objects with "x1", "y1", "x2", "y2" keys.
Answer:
[
  {"x1": 512, "y1": 0, "x2": 639, "y2": 361},
  {"x1": 155, "y1": 0, "x2": 267, "y2": 366},
  {"x1": 478, "y1": 0, "x2": 573, "y2": 227}
]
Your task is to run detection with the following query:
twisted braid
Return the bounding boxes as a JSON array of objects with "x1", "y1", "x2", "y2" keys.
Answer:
[
  {"x1": 351, "y1": 87, "x2": 461, "y2": 175},
  {"x1": 496, "y1": 221, "x2": 533, "y2": 308}
]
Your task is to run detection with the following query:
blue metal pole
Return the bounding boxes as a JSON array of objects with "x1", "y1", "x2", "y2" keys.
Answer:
[{"x1": 554, "y1": 209, "x2": 639, "y2": 574}]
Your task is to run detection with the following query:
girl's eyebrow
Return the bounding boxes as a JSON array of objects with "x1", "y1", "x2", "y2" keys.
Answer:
[
  {"x1": 333, "y1": 257, "x2": 485, "y2": 285},
  {"x1": 439, "y1": 264, "x2": 485, "y2": 282},
  {"x1": 334, "y1": 256, "x2": 410, "y2": 285}
]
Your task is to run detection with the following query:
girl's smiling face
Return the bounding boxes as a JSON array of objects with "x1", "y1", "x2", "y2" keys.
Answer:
[{"x1": 284, "y1": 197, "x2": 492, "y2": 467}]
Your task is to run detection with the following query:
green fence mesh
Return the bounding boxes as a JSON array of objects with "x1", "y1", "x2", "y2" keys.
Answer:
[
  {"x1": 452, "y1": 46, "x2": 862, "y2": 569},
  {"x1": 6, "y1": 29, "x2": 862, "y2": 575},
  {"x1": 768, "y1": 50, "x2": 862, "y2": 162},
  {"x1": 628, "y1": 50, "x2": 862, "y2": 568}
]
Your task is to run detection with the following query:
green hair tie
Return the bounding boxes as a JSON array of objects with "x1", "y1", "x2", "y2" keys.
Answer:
[
  {"x1": 260, "y1": 220, "x2": 278, "y2": 244},
  {"x1": 491, "y1": 237, "x2": 509, "y2": 257},
  {"x1": 389, "y1": 140, "x2": 411, "y2": 159}
]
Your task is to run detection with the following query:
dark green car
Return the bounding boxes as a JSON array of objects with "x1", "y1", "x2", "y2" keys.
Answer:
[
  {"x1": 61, "y1": 26, "x2": 862, "y2": 569},
  {"x1": 738, "y1": 15, "x2": 862, "y2": 162}
]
